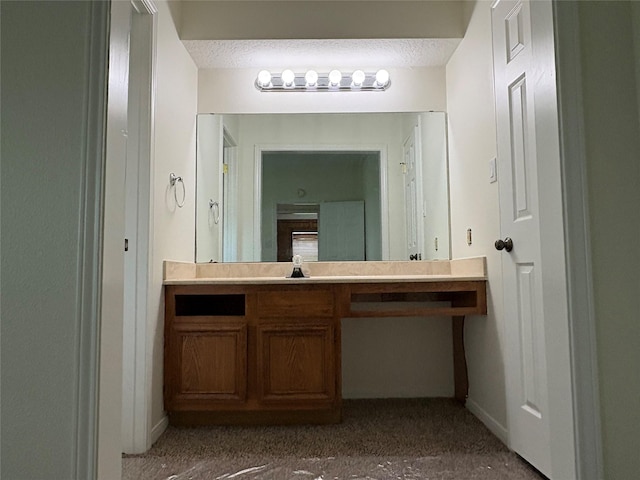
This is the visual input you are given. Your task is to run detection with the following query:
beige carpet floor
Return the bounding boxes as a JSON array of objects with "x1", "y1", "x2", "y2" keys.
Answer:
[{"x1": 123, "y1": 398, "x2": 546, "y2": 479}]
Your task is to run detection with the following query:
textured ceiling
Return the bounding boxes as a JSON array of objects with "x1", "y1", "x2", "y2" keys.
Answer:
[{"x1": 182, "y1": 38, "x2": 461, "y2": 69}]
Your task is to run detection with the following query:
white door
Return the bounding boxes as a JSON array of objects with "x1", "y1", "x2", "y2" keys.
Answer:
[
  {"x1": 318, "y1": 201, "x2": 365, "y2": 261},
  {"x1": 403, "y1": 126, "x2": 423, "y2": 261},
  {"x1": 492, "y1": 0, "x2": 575, "y2": 477}
]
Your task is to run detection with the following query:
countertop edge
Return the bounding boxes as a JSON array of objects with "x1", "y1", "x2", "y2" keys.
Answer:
[{"x1": 164, "y1": 275, "x2": 487, "y2": 285}]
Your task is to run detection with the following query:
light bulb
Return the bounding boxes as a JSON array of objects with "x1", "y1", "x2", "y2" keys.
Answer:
[
  {"x1": 257, "y1": 70, "x2": 272, "y2": 88},
  {"x1": 305, "y1": 70, "x2": 318, "y2": 87},
  {"x1": 375, "y1": 69, "x2": 390, "y2": 88},
  {"x1": 351, "y1": 70, "x2": 365, "y2": 87},
  {"x1": 281, "y1": 69, "x2": 295, "y2": 87},
  {"x1": 328, "y1": 70, "x2": 342, "y2": 87}
]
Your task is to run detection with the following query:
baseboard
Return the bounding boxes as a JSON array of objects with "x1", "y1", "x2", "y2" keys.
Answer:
[
  {"x1": 466, "y1": 397, "x2": 508, "y2": 445},
  {"x1": 150, "y1": 415, "x2": 169, "y2": 446}
]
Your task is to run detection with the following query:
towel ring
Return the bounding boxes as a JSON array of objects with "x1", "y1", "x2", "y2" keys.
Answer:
[
  {"x1": 169, "y1": 173, "x2": 185, "y2": 208},
  {"x1": 209, "y1": 199, "x2": 220, "y2": 225}
]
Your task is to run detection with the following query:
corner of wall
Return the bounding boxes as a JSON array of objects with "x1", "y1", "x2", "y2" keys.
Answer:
[
  {"x1": 150, "y1": 415, "x2": 169, "y2": 446},
  {"x1": 466, "y1": 397, "x2": 509, "y2": 445},
  {"x1": 166, "y1": 0, "x2": 183, "y2": 37},
  {"x1": 445, "y1": 0, "x2": 507, "y2": 433}
]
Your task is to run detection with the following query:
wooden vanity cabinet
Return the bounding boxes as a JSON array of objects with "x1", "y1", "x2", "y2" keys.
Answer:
[
  {"x1": 164, "y1": 278, "x2": 487, "y2": 426},
  {"x1": 164, "y1": 284, "x2": 341, "y2": 425},
  {"x1": 255, "y1": 287, "x2": 337, "y2": 407},
  {"x1": 163, "y1": 287, "x2": 248, "y2": 412}
]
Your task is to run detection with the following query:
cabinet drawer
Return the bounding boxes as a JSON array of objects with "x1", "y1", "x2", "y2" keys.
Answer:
[{"x1": 257, "y1": 288, "x2": 334, "y2": 317}]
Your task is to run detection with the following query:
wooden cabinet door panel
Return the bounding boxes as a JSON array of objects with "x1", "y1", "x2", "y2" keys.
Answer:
[
  {"x1": 169, "y1": 322, "x2": 247, "y2": 407},
  {"x1": 257, "y1": 323, "x2": 335, "y2": 404}
]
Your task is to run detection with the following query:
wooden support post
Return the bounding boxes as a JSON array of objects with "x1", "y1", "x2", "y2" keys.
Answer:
[{"x1": 452, "y1": 315, "x2": 468, "y2": 404}]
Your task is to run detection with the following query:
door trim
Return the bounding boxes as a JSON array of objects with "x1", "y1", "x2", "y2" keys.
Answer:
[
  {"x1": 254, "y1": 144, "x2": 389, "y2": 261},
  {"x1": 122, "y1": 0, "x2": 157, "y2": 455},
  {"x1": 223, "y1": 128, "x2": 238, "y2": 262},
  {"x1": 75, "y1": 2, "x2": 110, "y2": 478},
  {"x1": 553, "y1": 1, "x2": 604, "y2": 478}
]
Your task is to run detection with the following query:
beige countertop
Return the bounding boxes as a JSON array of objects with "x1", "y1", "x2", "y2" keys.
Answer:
[
  {"x1": 163, "y1": 258, "x2": 487, "y2": 285},
  {"x1": 163, "y1": 274, "x2": 485, "y2": 285}
]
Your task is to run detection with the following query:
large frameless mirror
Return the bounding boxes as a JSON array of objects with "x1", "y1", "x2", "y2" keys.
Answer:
[{"x1": 195, "y1": 112, "x2": 450, "y2": 263}]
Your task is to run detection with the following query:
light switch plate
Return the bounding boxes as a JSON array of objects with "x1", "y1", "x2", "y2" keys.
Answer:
[{"x1": 489, "y1": 157, "x2": 497, "y2": 183}]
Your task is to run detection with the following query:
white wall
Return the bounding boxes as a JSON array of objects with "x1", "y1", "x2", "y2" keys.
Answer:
[
  {"x1": 446, "y1": 0, "x2": 507, "y2": 439},
  {"x1": 147, "y1": 0, "x2": 199, "y2": 437},
  {"x1": 420, "y1": 111, "x2": 451, "y2": 260},
  {"x1": 180, "y1": 0, "x2": 465, "y2": 40},
  {"x1": 1, "y1": 1, "x2": 110, "y2": 478},
  {"x1": 578, "y1": 2, "x2": 640, "y2": 477}
]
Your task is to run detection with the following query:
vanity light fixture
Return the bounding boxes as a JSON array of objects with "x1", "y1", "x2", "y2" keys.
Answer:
[
  {"x1": 374, "y1": 69, "x2": 390, "y2": 88},
  {"x1": 304, "y1": 70, "x2": 319, "y2": 87},
  {"x1": 281, "y1": 69, "x2": 296, "y2": 88},
  {"x1": 255, "y1": 69, "x2": 391, "y2": 92},
  {"x1": 351, "y1": 69, "x2": 366, "y2": 88},
  {"x1": 257, "y1": 70, "x2": 272, "y2": 88},
  {"x1": 328, "y1": 69, "x2": 342, "y2": 87}
]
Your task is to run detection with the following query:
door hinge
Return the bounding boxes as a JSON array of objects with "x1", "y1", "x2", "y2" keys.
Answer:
[
  {"x1": 124, "y1": 238, "x2": 129, "y2": 252},
  {"x1": 223, "y1": 164, "x2": 229, "y2": 175}
]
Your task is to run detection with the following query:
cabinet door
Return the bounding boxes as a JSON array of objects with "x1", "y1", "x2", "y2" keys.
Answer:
[
  {"x1": 166, "y1": 322, "x2": 247, "y2": 409},
  {"x1": 256, "y1": 322, "x2": 336, "y2": 405}
]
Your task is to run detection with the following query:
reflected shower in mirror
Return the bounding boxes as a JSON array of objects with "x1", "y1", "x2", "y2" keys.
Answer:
[{"x1": 195, "y1": 112, "x2": 450, "y2": 263}]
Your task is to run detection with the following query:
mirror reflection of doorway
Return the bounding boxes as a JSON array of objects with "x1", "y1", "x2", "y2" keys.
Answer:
[
  {"x1": 262, "y1": 151, "x2": 382, "y2": 262},
  {"x1": 276, "y1": 204, "x2": 319, "y2": 262}
]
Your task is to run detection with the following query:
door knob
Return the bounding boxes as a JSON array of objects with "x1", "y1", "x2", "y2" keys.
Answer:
[{"x1": 495, "y1": 237, "x2": 513, "y2": 252}]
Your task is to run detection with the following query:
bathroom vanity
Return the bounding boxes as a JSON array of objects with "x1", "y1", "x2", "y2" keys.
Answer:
[{"x1": 163, "y1": 258, "x2": 487, "y2": 426}]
